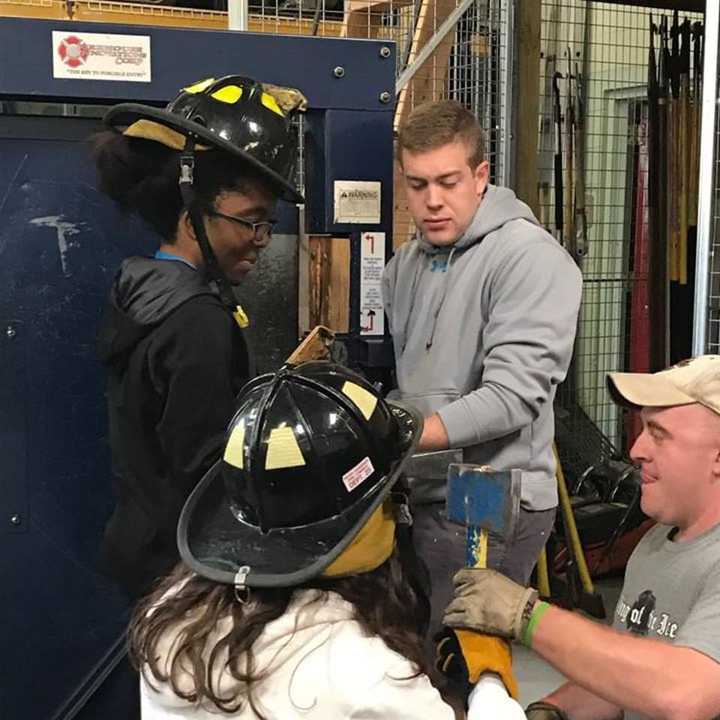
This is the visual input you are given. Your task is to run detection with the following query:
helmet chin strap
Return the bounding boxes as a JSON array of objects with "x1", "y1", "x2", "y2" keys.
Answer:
[{"x1": 178, "y1": 137, "x2": 249, "y2": 329}]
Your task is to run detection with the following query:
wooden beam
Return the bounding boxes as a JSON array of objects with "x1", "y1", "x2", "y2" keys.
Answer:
[
  {"x1": 341, "y1": 0, "x2": 412, "y2": 39},
  {"x1": 513, "y1": 0, "x2": 542, "y2": 217},
  {"x1": 308, "y1": 236, "x2": 350, "y2": 333},
  {"x1": 0, "y1": 0, "x2": 345, "y2": 33},
  {"x1": 0, "y1": 1, "x2": 66, "y2": 19}
]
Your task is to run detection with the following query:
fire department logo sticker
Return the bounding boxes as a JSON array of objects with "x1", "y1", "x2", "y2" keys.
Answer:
[
  {"x1": 52, "y1": 31, "x2": 151, "y2": 82},
  {"x1": 57, "y1": 36, "x2": 90, "y2": 68}
]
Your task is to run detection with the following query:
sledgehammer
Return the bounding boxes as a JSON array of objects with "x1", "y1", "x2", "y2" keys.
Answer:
[
  {"x1": 440, "y1": 464, "x2": 522, "y2": 698},
  {"x1": 446, "y1": 464, "x2": 521, "y2": 569}
]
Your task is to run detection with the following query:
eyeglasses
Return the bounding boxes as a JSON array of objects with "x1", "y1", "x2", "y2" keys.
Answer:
[{"x1": 208, "y1": 211, "x2": 276, "y2": 244}]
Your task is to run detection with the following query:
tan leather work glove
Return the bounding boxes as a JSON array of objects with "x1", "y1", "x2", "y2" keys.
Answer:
[
  {"x1": 435, "y1": 628, "x2": 518, "y2": 698},
  {"x1": 443, "y1": 568, "x2": 539, "y2": 642}
]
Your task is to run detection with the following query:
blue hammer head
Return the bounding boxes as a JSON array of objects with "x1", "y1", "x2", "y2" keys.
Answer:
[{"x1": 445, "y1": 464, "x2": 521, "y2": 539}]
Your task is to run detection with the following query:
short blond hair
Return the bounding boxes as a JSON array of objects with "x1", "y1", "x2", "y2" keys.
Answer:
[{"x1": 397, "y1": 100, "x2": 486, "y2": 168}]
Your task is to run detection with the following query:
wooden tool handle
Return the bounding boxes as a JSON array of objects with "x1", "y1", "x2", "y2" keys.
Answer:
[
  {"x1": 285, "y1": 325, "x2": 335, "y2": 366},
  {"x1": 468, "y1": 526, "x2": 489, "y2": 569},
  {"x1": 465, "y1": 463, "x2": 494, "y2": 568}
]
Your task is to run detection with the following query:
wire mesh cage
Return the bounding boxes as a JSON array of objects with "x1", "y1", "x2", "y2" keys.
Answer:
[
  {"x1": 705, "y1": 11, "x2": 720, "y2": 353},
  {"x1": 540, "y1": 1, "x2": 703, "y2": 478},
  {"x1": 390, "y1": 0, "x2": 510, "y2": 246}
]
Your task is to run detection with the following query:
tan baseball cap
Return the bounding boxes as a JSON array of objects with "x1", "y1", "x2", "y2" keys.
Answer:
[{"x1": 607, "y1": 355, "x2": 720, "y2": 415}]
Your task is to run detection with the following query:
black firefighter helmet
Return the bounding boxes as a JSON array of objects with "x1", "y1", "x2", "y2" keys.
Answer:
[
  {"x1": 103, "y1": 75, "x2": 305, "y2": 204},
  {"x1": 177, "y1": 362, "x2": 422, "y2": 588}
]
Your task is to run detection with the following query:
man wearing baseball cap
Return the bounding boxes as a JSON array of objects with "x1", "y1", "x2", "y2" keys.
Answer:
[{"x1": 439, "y1": 356, "x2": 720, "y2": 719}]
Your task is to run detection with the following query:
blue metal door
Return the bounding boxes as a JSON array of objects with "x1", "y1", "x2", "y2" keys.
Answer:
[{"x1": 0, "y1": 115, "x2": 151, "y2": 719}]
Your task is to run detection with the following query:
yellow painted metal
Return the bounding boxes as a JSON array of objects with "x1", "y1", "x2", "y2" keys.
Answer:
[
  {"x1": 536, "y1": 545, "x2": 551, "y2": 599},
  {"x1": 553, "y1": 443, "x2": 595, "y2": 594}
]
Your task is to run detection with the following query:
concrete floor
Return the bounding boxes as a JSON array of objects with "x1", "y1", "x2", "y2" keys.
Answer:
[{"x1": 514, "y1": 576, "x2": 624, "y2": 706}]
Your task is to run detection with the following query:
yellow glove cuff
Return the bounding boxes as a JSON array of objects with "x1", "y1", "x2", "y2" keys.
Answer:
[{"x1": 454, "y1": 630, "x2": 519, "y2": 699}]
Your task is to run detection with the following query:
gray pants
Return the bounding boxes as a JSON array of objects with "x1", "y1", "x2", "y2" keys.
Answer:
[{"x1": 412, "y1": 502, "x2": 556, "y2": 652}]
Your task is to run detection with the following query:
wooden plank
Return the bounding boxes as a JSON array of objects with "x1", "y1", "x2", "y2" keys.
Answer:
[
  {"x1": 341, "y1": 0, "x2": 412, "y2": 39},
  {"x1": 297, "y1": 208, "x2": 311, "y2": 337},
  {"x1": 74, "y1": 2, "x2": 228, "y2": 28},
  {"x1": 326, "y1": 237, "x2": 350, "y2": 331},
  {"x1": 248, "y1": 14, "x2": 343, "y2": 36},
  {"x1": 513, "y1": 0, "x2": 541, "y2": 217},
  {"x1": 1, "y1": 0, "x2": 344, "y2": 33},
  {"x1": 0, "y1": 0, "x2": 65, "y2": 18},
  {"x1": 308, "y1": 236, "x2": 350, "y2": 332},
  {"x1": 341, "y1": 2, "x2": 381, "y2": 39}
]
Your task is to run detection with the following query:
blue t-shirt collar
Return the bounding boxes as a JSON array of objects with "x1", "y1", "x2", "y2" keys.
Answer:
[{"x1": 154, "y1": 249, "x2": 197, "y2": 270}]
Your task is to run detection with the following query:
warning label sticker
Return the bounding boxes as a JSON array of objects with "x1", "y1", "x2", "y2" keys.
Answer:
[
  {"x1": 333, "y1": 180, "x2": 381, "y2": 224},
  {"x1": 360, "y1": 231, "x2": 386, "y2": 336},
  {"x1": 342, "y1": 456, "x2": 375, "y2": 493}
]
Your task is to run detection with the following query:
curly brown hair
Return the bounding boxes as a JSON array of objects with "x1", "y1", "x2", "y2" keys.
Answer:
[
  {"x1": 90, "y1": 130, "x2": 274, "y2": 241},
  {"x1": 129, "y1": 546, "x2": 430, "y2": 718}
]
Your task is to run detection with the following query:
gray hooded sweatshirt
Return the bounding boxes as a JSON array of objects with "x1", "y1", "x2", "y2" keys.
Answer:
[{"x1": 382, "y1": 185, "x2": 582, "y2": 510}]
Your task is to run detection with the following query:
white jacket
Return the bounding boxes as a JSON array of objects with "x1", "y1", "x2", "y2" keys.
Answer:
[
  {"x1": 140, "y1": 587, "x2": 525, "y2": 720},
  {"x1": 141, "y1": 588, "x2": 454, "y2": 719}
]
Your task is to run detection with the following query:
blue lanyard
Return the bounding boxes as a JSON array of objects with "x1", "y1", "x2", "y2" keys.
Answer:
[{"x1": 154, "y1": 250, "x2": 197, "y2": 270}]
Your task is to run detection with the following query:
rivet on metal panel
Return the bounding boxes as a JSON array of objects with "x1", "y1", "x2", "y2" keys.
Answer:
[
  {"x1": 333, "y1": 66, "x2": 345, "y2": 78},
  {"x1": 380, "y1": 46, "x2": 391, "y2": 58},
  {"x1": 6, "y1": 325, "x2": 16, "y2": 339},
  {"x1": 10, "y1": 515, "x2": 21, "y2": 526},
  {"x1": 379, "y1": 91, "x2": 392, "y2": 104}
]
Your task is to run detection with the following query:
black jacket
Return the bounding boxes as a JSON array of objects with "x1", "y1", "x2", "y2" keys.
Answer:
[{"x1": 97, "y1": 257, "x2": 250, "y2": 597}]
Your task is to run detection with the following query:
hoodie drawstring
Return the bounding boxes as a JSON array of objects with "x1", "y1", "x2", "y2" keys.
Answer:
[
  {"x1": 400, "y1": 255, "x2": 425, "y2": 354},
  {"x1": 425, "y1": 245, "x2": 457, "y2": 350}
]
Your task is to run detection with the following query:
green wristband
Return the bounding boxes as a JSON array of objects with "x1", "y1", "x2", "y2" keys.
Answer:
[{"x1": 521, "y1": 600, "x2": 550, "y2": 648}]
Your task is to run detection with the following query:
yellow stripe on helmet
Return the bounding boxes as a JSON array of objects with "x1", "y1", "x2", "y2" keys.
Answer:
[
  {"x1": 211, "y1": 86, "x2": 244, "y2": 104},
  {"x1": 184, "y1": 78, "x2": 216, "y2": 94},
  {"x1": 261, "y1": 92, "x2": 285, "y2": 117}
]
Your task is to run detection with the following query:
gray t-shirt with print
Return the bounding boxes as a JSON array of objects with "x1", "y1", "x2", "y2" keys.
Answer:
[{"x1": 613, "y1": 522, "x2": 720, "y2": 720}]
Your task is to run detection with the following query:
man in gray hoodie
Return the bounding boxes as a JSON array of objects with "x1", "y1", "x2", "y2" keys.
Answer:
[{"x1": 382, "y1": 100, "x2": 582, "y2": 638}]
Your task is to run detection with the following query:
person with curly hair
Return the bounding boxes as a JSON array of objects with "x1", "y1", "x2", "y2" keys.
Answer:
[
  {"x1": 130, "y1": 362, "x2": 524, "y2": 719},
  {"x1": 94, "y1": 76, "x2": 305, "y2": 598}
]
